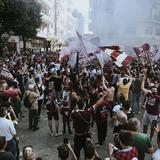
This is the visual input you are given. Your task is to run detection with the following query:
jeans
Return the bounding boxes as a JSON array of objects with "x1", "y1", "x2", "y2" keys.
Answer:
[
  {"x1": 132, "y1": 92, "x2": 141, "y2": 112},
  {"x1": 29, "y1": 110, "x2": 38, "y2": 129},
  {"x1": 6, "y1": 139, "x2": 17, "y2": 159},
  {"x1": 96, "y1": 120, "x2": 107, "y2": 145},
  {"x1": 63, "y1": 118, "x2": 71, "y2": 133}
]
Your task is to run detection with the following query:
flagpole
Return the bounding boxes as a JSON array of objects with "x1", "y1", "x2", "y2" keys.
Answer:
[
  {"x1": 146, "y1": 50, "x2": 154, "y2": 74},
  {"x1": 75, "y1": 51, "x2": 80, "y2": 75}
]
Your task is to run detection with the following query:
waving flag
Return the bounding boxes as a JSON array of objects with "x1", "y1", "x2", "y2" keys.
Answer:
[
  {"x1": 105, "y1": 49, "x2": 135, "y2": 67},
  {"x1": 133, "y1": 43, "x2": 150, "y2": 57},
  {"x1": 0, "y1": 67, "x2": 14, "y2": 80}
]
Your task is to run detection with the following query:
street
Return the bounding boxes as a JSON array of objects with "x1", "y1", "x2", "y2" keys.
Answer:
[{"x1": 17, "y1": 106, "x2": 157, "y2": 160}]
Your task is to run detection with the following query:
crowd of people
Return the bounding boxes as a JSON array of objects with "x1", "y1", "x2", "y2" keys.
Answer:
[{"x1": 0, "y1": 50, "x2": 160, "y2": 160}]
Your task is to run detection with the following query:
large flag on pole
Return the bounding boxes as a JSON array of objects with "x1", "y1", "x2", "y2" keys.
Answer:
[
  {"x1": 133, "y1": 43, "x2": 155, "y2": 74},
  {"x1": 105, "y1": 49, "x2": 135, "y2": 67},
  {"x1": 133, "y1": 43, "x2": 150, "y2": 57}
]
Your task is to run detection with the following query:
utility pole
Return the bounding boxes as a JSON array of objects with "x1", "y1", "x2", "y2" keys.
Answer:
[{"x1": 54, "y1": 0, "x2": 57, "y2": 36}]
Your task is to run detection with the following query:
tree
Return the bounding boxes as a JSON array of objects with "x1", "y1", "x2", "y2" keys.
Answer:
[
  {"x1": 0, "y1": 0, "x2": 41, "y2": 54},
  {"x1": 12, "y1": 0, "x2": 41, "y2": 50}
]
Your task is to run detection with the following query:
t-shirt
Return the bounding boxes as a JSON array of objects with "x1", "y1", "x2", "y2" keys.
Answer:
[
  {"x1": 113, "y1": 146, "x2": 138, "y2": 160},
  {"x1": 151, "y1": 149, "x2": 160, "y2": 160},
  {"x1": 71, "y1": 107, "x2": 94, "y2": 135},
  {"x1": 112, "y1": 104, "x2": 122, "y2": 113},
  {"x1": 146, "y1": 93, "x2": 160, "y2": 115},
  {"x1": 95, "y1": 105, "x2": 108, "y2": 122},
  {"x1": 131, "y1": 133, "x2": 152, "y2": 160},
  {"x1": 0, "y1": 151, "x2": 15, "y2": 160},
  {"x1": 0, "y1": 117, "x2": 16, "y2": 141},
  {"x1": 3, "y1": 89, "x2": 18, "y2": 100},
  {"x1": 118, "y1": 77, "x2": 132, "y2": 100}
]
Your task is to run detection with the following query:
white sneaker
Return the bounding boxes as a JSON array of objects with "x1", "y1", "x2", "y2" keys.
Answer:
[
  {"x1": 49, "y1": 132, "x2": 54, "y2": 136},
  {"x1": 55, "y1": 132, "x2": 62, "y2": 137},
  {"x1": 58, "y1": 132, "x2": 62, "y2": 136}
]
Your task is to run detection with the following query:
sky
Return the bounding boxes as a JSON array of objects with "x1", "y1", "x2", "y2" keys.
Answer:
[{"x1": 73, "y1": 0, "x2": 89, "y2": 33}]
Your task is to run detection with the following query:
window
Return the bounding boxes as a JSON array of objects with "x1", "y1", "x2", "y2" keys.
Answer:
[
  {"x1": 155, "y1": 28, "x2": 160, "y2": 36},
  {"x1": 145, "y1": 27, "x2": 152, "y2": 34},
  {"x1": 125, "y1": 26, "x2": 136, "y2": 34},
  {"x1": 153, "y1": 6, "x2": 160, "y2": 21}
]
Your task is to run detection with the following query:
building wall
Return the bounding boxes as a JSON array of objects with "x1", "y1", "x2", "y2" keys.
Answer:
[
  {"x1": 37, "y1": 0, "x2": 55, "y2": 39},
  {"x1": 55, "y1": 0, "x2": 84, "y2": 41},
  {"x1": 89, "y1": 0, "x2": 160, "y2": 47}
]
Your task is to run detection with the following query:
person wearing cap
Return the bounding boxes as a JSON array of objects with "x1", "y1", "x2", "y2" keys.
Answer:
[
  {"x1": 25, "y1": 84, "x2": 40, "y2": 131},
  {"x1": 141, "y1": 75, "x2": 160, "y2": 140}
]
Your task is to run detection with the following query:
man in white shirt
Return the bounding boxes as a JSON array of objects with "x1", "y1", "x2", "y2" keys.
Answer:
[{"x1": 0, "y1": 107, "x2": 17, "y2": 158}]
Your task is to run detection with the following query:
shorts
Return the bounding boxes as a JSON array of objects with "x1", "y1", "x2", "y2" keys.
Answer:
[
  {"x1": 47, "y1": 112, "x2": 59, "y2": 120},
  {"x1": 142, "y1": 111, "x2": 158, "y2": 126}
]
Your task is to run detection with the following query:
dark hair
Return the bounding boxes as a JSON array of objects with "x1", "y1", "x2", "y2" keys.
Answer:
[
  {"x1": 123, "y1": 78, "x2": 129, "y2": 85},
  {"x1": 78, "y1": 99, "x2": 84, "y2": 110},
  {"x1": 0, "y1": 107, "x2": 7, "y2": 117},
  {"x1": 122, "y1": 101, "x2": 131, "y2": 110},
  {"x1": 84, "y1": 141, "x2": 95, "y2": 159},
  {"x1": 57, "y1": 70, "x2": 60, "y2": 76},
  {"x1": 118, "y1": 131, "x2": 132, "y2": 146},
  {"x1": 7, "y1": 81, "x2": 15, "y2": 88},
  {"x1": 119, "y1": 95, "x2": 125, "y2": 104},
  {"x1": 57, "y1": 144, "x2": 69, "y2": 160},
  {"x1": 35, "y1": 77, "x2": 40, "y2": 83},
  {"x1": 0, "y1": 136, "x2": 6, "y2": 150}
]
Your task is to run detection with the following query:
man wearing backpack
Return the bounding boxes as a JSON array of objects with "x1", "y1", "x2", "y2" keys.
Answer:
[{"x1": 25, "y1": 84, "x2": 40, "y2": 131}]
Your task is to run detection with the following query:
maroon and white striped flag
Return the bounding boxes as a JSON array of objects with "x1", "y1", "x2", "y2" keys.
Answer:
[
  {"x1": 105, "y1": 49, "x2": 135, "y2": 67},
  {"x1": 0, "y1": 67, "x2": 14, "y2": 80},
  {"x1": 133, "y1": 43, "x2": 150, "y2": 57}
]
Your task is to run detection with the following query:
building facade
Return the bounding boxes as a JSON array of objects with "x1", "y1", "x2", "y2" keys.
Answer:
[
  {"x1": 10, "y1": 0, "x2": 85, "y2": 52},
  {"x1": 55, "y1": 0, "x2": 84, "y2": 41},
  {"x1": 32, "y1": 0, "x2": 55, "y2": 50},
  {"x1": 89, "y1": 0, "x2": 160, "y2": 49}
]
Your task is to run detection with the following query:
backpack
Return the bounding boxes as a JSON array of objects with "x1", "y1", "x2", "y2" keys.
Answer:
[{"x1": 24, "y1": 92, "x2": 33, "y2": 108}]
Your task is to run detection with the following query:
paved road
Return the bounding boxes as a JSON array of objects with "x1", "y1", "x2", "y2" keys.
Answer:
[{"x1": 17, "y1": 107, "x2": 157, "y2": 160}]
